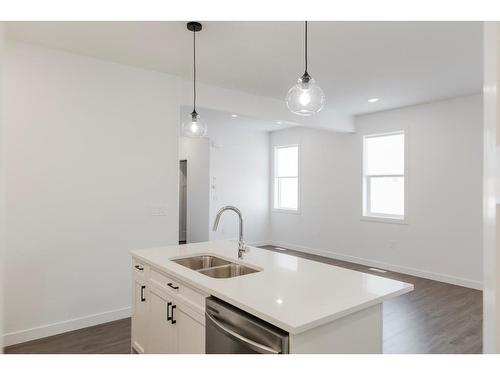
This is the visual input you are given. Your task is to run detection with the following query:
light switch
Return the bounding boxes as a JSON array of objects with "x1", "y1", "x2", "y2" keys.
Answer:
[{"x1": 151, "y1": 206, "x2": 168, "y2": 216}]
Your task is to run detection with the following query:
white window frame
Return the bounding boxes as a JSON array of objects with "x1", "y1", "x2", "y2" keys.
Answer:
[
  {"x1": 272, "y1": 144, "x2": 300, "y2": 214},
  {"x1": 362, "y1": 131, "x2": 407, "y2": 224}
]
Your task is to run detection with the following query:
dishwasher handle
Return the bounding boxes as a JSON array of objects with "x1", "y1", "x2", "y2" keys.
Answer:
[{"x1": 205, "y1": 311, "x2": 280, "y2": 354}]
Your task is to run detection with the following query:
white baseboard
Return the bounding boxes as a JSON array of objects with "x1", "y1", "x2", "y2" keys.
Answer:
[
  {"x1": 265, "y1": 240, "x2": 483, "y2": 290},
  {"x1": 249, "y1": 240, "x2": 273, "y2": 247},
  {"x1": 3, "y1": 306, "x2": 131, "y2": 347}
]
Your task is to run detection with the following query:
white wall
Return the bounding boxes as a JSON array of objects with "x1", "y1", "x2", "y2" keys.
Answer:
[
  {"x1": 483, "y1": 21, "x2": 500, "y2": 353},
  {"x1": 270, "y1": 94, "x2": 483, "y2": 289},
  {"x1": 179, "y1": 136, "x2": 210, "y2": 243},
  {"x1": 0, "y1": 21, "x2": 5, "y2": 350},
  {"x1": 3, "y1": 42, "x2": 182, "y2": 345},
  {"x1": 207, "y1": 121, "x2": 270, "y2": 244}
]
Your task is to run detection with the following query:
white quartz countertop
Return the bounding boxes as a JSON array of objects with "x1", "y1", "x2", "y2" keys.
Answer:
[{"x1": 130, "y1": 240, "x2": 413, "y2": 335}]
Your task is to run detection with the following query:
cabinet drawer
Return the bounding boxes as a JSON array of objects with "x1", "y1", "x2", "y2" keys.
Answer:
[
  {"x1": 132, "y1": 258, "x2": 149, "y2": 278},
  {"x1": 150, "y1": 268, "x2": 207, "y2": 311}
]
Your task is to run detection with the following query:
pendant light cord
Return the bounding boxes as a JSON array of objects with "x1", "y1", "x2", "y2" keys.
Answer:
[
  {"x1": 193, "y1": 29, "x2": 197, "y2": 113},
  {"x1": 304, "y1": 20, "x2": 308, "y2": 74}
]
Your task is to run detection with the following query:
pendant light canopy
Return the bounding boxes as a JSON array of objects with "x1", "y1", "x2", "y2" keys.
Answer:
[
  {"x1": 182, "y1": 21, "x2": 207, "y2": 137},
  {"x1": 286, "y1": 21, "x2": 325, "y2": 116}
]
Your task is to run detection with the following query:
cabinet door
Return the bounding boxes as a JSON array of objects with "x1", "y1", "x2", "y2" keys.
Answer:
[
  {"x1": 176, "y1": 303, "x2": 205, "y2": 354},
  {"x1": 148, "y1": 290, "x2": 176, "y2": 353},
  {"x1": 132, "y1": 280, "x2": 148, "y2": 353}
]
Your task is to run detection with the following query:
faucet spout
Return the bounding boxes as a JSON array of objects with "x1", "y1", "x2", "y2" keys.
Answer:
[{"x1": 212, "y1": 206, "x2": 248, "y2": 259}]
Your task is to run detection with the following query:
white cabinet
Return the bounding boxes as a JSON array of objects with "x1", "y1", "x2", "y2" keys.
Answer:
[
  {"x1": 148, "y1": 289, "x2": 176, "y2": 353},
  {"x1": 132, "y1": 278, "x2": 148, "y2": 353},
  {"x1": 176, "y1": 301, "x2": 205, "y2": 353},
  {"x1": 147, "y1": 287, "x2": 205, "y2": 354},
  {"x1": 131, "y1": 259, "x2": 207, "y2": 354}
]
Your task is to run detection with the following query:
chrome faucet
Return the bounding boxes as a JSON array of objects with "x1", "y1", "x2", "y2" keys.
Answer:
[{"x1": 212, "y1": 206, "x2": 249, "y2": 259}]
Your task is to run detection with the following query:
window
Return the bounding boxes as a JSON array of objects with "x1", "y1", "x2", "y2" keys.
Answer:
[
  {"x1": 273, "y1": 145, "x2": 299, "y2": 211},
  {"x1": 363, "y1": 132, "x2": 405, "y2": 221}
]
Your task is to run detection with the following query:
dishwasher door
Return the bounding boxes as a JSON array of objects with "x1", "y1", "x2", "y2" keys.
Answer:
[{"x1": 205, "y1": 296, "x2": 289, "y2": 354}]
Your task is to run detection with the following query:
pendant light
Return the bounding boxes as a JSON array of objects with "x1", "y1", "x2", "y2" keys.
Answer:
[
  {"x1": 286, "y1": 21, "x2": 325, "y2": 116},
  {"x1": 182, "y1": 22, "x2": 207, "y2": 137}
]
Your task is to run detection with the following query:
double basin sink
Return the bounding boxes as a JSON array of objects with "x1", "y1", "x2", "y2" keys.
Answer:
[{"x1": 171, "y1": 255, "x2": 260, "y2": 279}]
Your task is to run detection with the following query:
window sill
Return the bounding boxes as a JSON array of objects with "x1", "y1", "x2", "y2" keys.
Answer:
[
  {"x1": 272, "y1": 208, "x2": 301, "y2": 215},
  {"x1": 361, "y1": 215, "x2": 407, "y2": 225}
]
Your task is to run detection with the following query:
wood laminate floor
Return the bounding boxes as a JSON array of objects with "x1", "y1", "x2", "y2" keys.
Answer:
[
  {"x1": 4, "y1": 245, "x2": 482, "y2": 354},
  {"x1": 4, "y1": 318, "x2": 131, "y2": 354}
]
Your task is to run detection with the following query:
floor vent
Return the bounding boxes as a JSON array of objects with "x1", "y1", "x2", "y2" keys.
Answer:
[{"x1": 368, "y1": 267, "x2": 387, "y2": 273}]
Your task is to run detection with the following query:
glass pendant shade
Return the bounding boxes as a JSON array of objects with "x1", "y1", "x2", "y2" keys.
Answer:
[
  {"x1": 182, "y1": 111, "x2": 207, "y2": 138},
  {"x1": 286, "y1": 74, "x2": 325, "y2": 116}
]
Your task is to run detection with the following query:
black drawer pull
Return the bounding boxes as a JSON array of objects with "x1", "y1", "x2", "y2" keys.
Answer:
[
  {"x1": 167, "y1": 282, "x2": 179, "y2": 290},
  {"x1": 166, "y1": 302, "x2": 172, "y2": 321},
  {"x1": 171, "y1": 304, "x2": 177, "y2": 324},
  {"x1": 134, "y1": 265, "x2": 144, "y2": 271},
  {"x1": 140, "y1": 285, "x2": 146, "y2": 302}
]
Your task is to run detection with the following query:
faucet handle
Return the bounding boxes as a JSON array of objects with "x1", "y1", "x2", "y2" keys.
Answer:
[
  {"x1": 237, "y1": 243, "x2": 249, "y2": 260},
  {"x1": 238, "y1": 241, "x2": 249, "y2": 252}
]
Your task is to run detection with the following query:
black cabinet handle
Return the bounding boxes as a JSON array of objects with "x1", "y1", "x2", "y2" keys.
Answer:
[
  {"x1": 166, "y1": 302, "x2": 172, "y2": 321},
  {"x1": 171, "y1": 304, "x2": 176, "y2": 324},
  {"x1": 140, "y1": 285, "x2": 146, "y2": 302},
  {"x1": 167, "y1": 282, "x2": 179, "y2": 290},
  {"x1": 134, "y1": 265, "x2": 144, "y2": 271}
]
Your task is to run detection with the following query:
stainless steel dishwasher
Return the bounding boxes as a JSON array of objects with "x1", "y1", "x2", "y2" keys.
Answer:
[{"x1": 205, "y1": 296, "x2": 289, "y2": 354}]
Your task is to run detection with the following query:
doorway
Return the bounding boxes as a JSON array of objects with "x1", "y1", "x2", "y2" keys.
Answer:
[{"x1": 179, "y1": 160, "x2": 187, "y2": 244}]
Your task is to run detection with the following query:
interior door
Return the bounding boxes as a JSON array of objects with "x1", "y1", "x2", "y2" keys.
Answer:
[{"x1": 148, "y1": 289, "x2": 176, "y2": 353}]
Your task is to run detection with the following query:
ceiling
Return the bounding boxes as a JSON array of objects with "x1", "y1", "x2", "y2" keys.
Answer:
[{"x1": 6, "y1": 21, "x2": 483, "y2": 115}]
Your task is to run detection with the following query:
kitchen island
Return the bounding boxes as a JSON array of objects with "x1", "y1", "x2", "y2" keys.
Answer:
[{"x1": 130, "y1": 240, "x2": 413, "y2": 354}]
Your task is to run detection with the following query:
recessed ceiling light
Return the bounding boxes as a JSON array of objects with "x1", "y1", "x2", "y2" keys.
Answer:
[
  {"x1": 276, "y1": 121, "x2": 282, "y2": 125},
  {"x1": 368, "y1": 98, "x2": 379, "y2": 103},
  {"x1": 231, "y1": 114, "x2": 238, "y2": 118},
  {"x1": 276, "y1": 299, "x2": 283, "y2": 304}
]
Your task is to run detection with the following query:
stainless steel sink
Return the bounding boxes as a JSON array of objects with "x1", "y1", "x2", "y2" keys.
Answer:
[
  {"x1": 171, "y1": 255, "x2": 230, "y2": 270},
  {"x1": 199, "y1": 263, "x2": 260, "y2": 279},
  {"x1": 170, "y1": 254, "x2": 261, "y2": 279}
]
